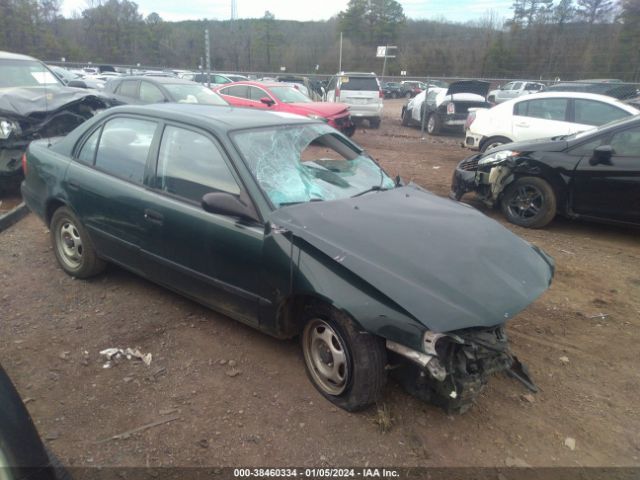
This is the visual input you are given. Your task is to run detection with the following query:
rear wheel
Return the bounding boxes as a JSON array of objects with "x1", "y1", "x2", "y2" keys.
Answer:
[
  {"x1": 50, "y1": 207, "x2": 106, "y2": 278},
  {"x1": 426, "y1": 113, "x2": 442, "y2": 135},
  {"x1": 369, "y1": 118, "x2": 381, "y2": 129},
  {"x1": 301, "y1": 304, "x2": 386, "y2": 411},
  {"x1": 405, "y1": 91, "x2": 412, "y2": 99},
  {"x1": 501, "y1": 176, "x2": 557, "y2": 228},
  {"x1": 481, "y1": 136, "x2": 512, "y2": 153}
]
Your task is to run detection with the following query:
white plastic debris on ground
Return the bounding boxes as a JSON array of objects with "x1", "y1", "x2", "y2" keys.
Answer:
[{"x1": 99, "y1": 347, "x2": 152, "y2": 368}]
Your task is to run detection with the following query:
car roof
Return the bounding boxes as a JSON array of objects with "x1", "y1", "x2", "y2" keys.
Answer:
[
  {"x1": 0, "y1": 50, "x2": 38, "y2": 61},
  {"x1": 511, "y1": 91, "x2": 636, "y2": 105},
  {"x1": 105, "y1": 104, "x2": 314, "y2": 131},
  {"x1": 111, "y1": 76, "x2": 198, "y2": 85},
  {"x1": 337, "y1": 72, "x2": 378, "y2": 77},
  {"x1": 216, "y1": 81, "x2": 292, "y2": 89}
]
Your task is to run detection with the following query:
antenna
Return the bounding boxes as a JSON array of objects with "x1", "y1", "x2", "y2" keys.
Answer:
[{"x1": 231, "y1": 0, "x2": 237, "y2": 20}]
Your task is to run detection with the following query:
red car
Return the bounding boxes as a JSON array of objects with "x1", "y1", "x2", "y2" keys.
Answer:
[{"x1": 214, "y1": 81, "x2": 355, "y2": 136}]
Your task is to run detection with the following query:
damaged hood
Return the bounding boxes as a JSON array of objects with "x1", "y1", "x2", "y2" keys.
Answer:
[
  {"x1": 271, "y1": 185, "x2": 554, "y2": 333},
  {"x1": 445, "y1": 80, "x2": 490, "y2": 98},
  {"x1": 0, "y1": 85, "x2": 111, "y2": 118}
]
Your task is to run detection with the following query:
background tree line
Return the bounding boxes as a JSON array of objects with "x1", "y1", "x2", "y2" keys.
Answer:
[{"x1": 0, "y1": 0, "x2": 638, "y2": 81}]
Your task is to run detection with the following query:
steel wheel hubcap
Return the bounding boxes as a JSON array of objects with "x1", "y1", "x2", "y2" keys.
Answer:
[
  {"x1": 507, "y1": 185, "x2": 543, "y2": 220},
  {"x1": 303, "y1": 319, "x2": 348, "y2": 396},
  {"x1": 57, "y1": 220, "x2": 83, "y2": 269},
  {"x1": 487, "y1": 141, "x2": 503, "y2": 150},
  {"x1": 428, "y1": 116, "x2": 435, "y2": 131}
]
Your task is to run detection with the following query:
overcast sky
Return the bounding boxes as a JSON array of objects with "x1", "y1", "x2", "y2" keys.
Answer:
[{"x1": 61, "y1": 0, "x2": 512, "y2": 23}]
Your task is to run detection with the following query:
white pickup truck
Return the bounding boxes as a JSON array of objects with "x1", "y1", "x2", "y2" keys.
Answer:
[{"x1": 488, "y1": 81, "x2": 545, "y2": 104}]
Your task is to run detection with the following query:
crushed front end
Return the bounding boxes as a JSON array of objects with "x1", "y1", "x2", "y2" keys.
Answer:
[
  {"x1": 450, "y1": 150, "x2": 520, "y2": 206},
  {"x1": 387, "y1": 325, "x2": 514, "y2": 413},
  {"x1": 0, "y1": 95, "x2": 110, "y2": 193}
]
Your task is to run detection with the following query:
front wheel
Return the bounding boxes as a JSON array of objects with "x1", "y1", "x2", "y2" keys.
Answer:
[
  {"x1": 301, "y1": 304, "x2": 386, "y2": 411},
  {"x1": 501, "y1": 176, "x2": 557, "y2": 228},
  {"x1": 50, "y1": 206, "x2": 106, "y2": 278}
]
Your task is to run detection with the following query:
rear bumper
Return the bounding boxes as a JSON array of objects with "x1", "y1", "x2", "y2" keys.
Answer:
[{"x1": 342, "y1": 102, "x2": 383, "y2": 119}]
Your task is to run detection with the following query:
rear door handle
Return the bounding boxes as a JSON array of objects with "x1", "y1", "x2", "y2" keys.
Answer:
[
  {"x1": 515, "y1": 122, "x2": 529, "y2": 128},
  {"x1": 67, "y1": 181, "x2": 80, "y2": 191},
  {"x1": 144, "y1": 209, "x2": 163, "y2": 225}
]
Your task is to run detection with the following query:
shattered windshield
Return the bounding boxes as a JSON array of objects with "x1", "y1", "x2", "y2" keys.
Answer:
[
  {"x1": 232, "y1": 124, "x2": 395, "y2": 207},
  {"x1": 0, "y1": 59, "x2": 62, "y2": 88},
  {"x1": 163, "y1": 84, "x2": 228, "y2": 105}
]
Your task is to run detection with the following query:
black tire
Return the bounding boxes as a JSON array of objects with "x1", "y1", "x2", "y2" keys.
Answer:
[
  {"x1": 488, "y1": 95, "x2": 496, "y2": 103},
  {"x1": 405, "y1": 91, "x2": 412, "y2": 99},
  {"x1": 401, "y1": 107, "x2": 411, "y2": 126},
  {"x1": 46, "y1": 448, "x2": 73, "y2": 480},
  {"x1": 480, "y1": 136, "x2": 512, "y2": 153},
  {"x1": 501, "y1": 176, "x2": 557, "y2": 228},
  {"x1": 50, "y1": 206, "x2": 106, "y2": 278},
  {"x1": 369, "y1": 118, "x2": 381, "y2": 129},
  {"x1": 426, "y1": 113, "x2": 442, "y2": 135},
  {"x1": 301, "y1": 303, "x2": 387, "y2": 412}
]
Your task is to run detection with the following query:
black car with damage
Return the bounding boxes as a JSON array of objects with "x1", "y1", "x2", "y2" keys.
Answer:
[
  {"x1": 451, "y1": 115, "x2": 640, "y2": 228},
  {"x1": 401, "y1": 80, "x2": 491, "y2": 135},
  {"x1": 0, "y1": 50, "x2": 114, "y2": 193}
]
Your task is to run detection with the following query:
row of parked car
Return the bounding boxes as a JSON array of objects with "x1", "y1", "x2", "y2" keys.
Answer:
[{"x1": 395, "y1": 77, "x2": 640, "y2": 229}]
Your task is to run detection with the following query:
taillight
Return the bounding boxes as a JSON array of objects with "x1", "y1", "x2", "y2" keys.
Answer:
[
  {"x1": 447, "y1": 103, "x2": 455, "y2": 114},
  {"x1": 21, "y1": 152, "x2": 27, "y2": 176},
  {"x1": 335, "y1": 87, "x2": 340, "y2": 99},
  {"x1": 464, "y1": 111, "x2": 476, "y2": 131},
  {"x1": 379, "y1": 89, "x2": 384, "y2": 98}
]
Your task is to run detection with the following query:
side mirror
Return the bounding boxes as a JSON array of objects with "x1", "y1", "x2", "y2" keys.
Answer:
[
  {"x1": 589, "y1": 145, "x2": 614, "y2": 165},
  {"x1": 201, "y1": 192, "x2": 259, "y2": 223},
  {"x1": 68, "y1": 80, "x2": 88, "y2": 89},
  {"x1": 260, "y1": 97, "x2": 275, "y2": 107}
]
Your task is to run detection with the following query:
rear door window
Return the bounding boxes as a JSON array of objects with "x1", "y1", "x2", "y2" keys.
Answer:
[
  {"x1": 220, "y1": 85, "x2": 249, "y2": 98},
  {"x1": 340, "y1": 76, "x2": 379, "y2": 91},
  {"x1": 516, "y1": 98, "x2": 568, "y2": 121},
  {"x1": 156, "y1": 126, "x2": 240, "y2": 203},
  {"x1": 117, "y1": 80, "x2": 138, "y2": 98},
  {"x1": 249, "y1": 86, "x2": 268, "y2": 101},
  {"x1": 573, "y1": 99, "x2": 628, "y2": 126},
  {"x1": 95, "y1": 117, "x2": 157, "y2": 184}
]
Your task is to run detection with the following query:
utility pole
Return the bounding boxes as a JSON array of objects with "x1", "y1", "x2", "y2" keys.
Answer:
[
  {"x1": 204, "y1": 28, "x2": 211, "y2": 88},
  {"x1": 338, "y1": 32, "x2": 343, "y2": 72}
]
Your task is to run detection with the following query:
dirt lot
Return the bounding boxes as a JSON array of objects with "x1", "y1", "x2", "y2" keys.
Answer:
[{"x1": 1, "y1": 99, "x2": 639, "y2": 469}]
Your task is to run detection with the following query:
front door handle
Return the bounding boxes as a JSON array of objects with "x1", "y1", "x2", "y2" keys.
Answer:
[
  {"x1": 144, "y1": 209, "x2": 163, "y2": 225},
  {"x1": 515, "y1": 122, "x2": 529, "y2": 128}
]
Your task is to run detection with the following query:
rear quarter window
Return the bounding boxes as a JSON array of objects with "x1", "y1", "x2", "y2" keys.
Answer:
[
  {"x1": 340, "y1": 77, "x2": 379, "y2": 91},
  {"x1": 94, "y1": 117, "x2": 157, "y2": 184}
]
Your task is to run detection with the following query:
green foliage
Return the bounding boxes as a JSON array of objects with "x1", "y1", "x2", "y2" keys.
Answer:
[
  {"x1": 0, "y1": 0, "x2": 636, "y2": 81},
  {"x1": 338, "y1": 0, "x2": 406, "y2": 45}
]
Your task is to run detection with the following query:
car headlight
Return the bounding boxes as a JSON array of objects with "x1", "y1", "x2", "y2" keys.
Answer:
[
  {"x1": 306, "y1": 114, "x2": 328, "y2": 122},
  {"x1": 478, "y1": 149, "x2": 519, "y2": 166},
  {"x1": 0, "y1": 119, "x2": 20, "y2": 140}
]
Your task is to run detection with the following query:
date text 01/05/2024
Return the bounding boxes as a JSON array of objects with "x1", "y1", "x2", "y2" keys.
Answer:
[{"x1": 233, "y1": 468, "x2": 400, "y2": 478}]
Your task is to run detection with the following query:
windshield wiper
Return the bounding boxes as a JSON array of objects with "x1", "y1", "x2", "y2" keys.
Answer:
[
  {"x1": 351, "y1": 185, "x2": 390, "y2": 198},
  {"x1": 279, "y1": 198, "x2": 324, "y2": 207}
]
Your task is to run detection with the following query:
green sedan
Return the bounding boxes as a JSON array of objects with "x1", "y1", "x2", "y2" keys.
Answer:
[{"x1": 21, "y1": 104, "x2": 554, "y2": 413}]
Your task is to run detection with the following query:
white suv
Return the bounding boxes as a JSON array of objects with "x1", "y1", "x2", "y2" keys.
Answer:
[{"x1": 325, "y1": 72, "x2": 383, "y2": 128}]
